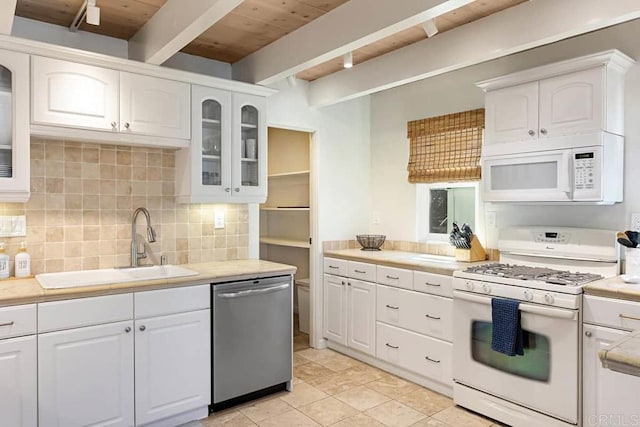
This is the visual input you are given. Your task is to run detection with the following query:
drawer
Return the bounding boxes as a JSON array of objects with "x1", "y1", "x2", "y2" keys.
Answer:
[
  {"x1": 135, "y1": 284, "x2": 209, "y2": 318},
  {"x1": 377, "y1": 265, "x2": 413, "y2": 290},
  {"x1": 376, "y1": 322, "x2": 452, "y2": 385},
  {"x1": 584, "y1": 295, "x2": 640, "y2": 331},
  {"x1": 324, "y1": 258, "x2": 348, "y2": 276},
  {"x1": 377, "y1": 284, "x2": 452, "y2": 341},
  {"x1": 413, "y1": 271, "x2": 453, "y2": 298},
  {"x1": 0, "y1": 304, "x2": 36, "y2": 339},
  {"x1": 348, "y1": 261, "x2": 376, "y2": 282},
  {"x1": 39, "y1": 294, "x2": 133, "y2": 333}
]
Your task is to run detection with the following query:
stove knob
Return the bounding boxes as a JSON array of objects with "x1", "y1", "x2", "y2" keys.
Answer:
[
  {"x1": 524, "y1": 290, "x2": 534, "y2": 301},
  {"x1": 544, "y1": 293, "x2": 555, "y2": 304},
  {"x1": 482, "y1": 284, "x2": 492, "y2": 294},
  {"x1": 465, "y1": 281, "x2": 474, "y2": 291}
]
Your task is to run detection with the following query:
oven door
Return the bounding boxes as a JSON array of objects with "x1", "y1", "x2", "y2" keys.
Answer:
[
  {"x1": 453, "y1": 290, "x2": 579, "y2": 424},
  {"x1": 482, "y1": 150, "x2": 572, "y2": 202}
]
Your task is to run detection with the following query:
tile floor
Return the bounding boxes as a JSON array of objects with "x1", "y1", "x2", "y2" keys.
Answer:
[{"x1": 195, "y1": 317, "x2": 502, "y2": 427}]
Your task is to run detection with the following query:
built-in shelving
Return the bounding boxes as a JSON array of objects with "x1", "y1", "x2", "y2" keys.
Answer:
[
  {"x1": 260, "y1": 207, "x2": 309, "y2": 211},
  {"x1": 202, "y1": 118, "x2": 221, "y2": 124},
  {"x1": 241, "y1": 123, "x2": 258, "y2": 129},
  {"x1": 268, "y1": 170, "x2": 310, "y2": 179},
  {"x1": 260, "y1": 237, "x2": 310, "y2": 248}
]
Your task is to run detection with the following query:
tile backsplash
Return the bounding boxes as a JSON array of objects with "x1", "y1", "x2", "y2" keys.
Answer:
[{"x1": 0, "y1": 139, "x2": 249, "y2": 275}]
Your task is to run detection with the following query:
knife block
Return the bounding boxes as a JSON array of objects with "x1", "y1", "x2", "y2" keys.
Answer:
[{"x1": 455, "y1": 236, "x2": 487, "y2": 262}]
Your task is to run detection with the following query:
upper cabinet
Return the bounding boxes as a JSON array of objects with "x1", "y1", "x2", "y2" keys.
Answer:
[
  {"x1": 479, "y1": 50, "x2": 634, "y2": 145},
  {"x1": 176, "y1": 86, "x2": 266, "y2": 204},
  {"x1": 31, "y1": 56, "x2": 191, "y2": 147},
  {"x1": 0, "y1": 49, "x2": 29, "y2": 202}
]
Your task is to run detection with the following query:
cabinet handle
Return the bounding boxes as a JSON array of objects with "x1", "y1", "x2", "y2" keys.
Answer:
[
  {"x1": 540, "y1": 128, "x2": 547, "y2": 135},
  {"x1": 234, "y1": 188, "x2": 240, "y2": 192},
  {"x1": 111, "y1": 121, "x2": 117, "y2": 129},
  {"x1": 585, "y1": 331, "x2": 592, "y2": 337},
  {"x1": 385, "y1": 304, "x2": 399, "y2": 310},
  {"x1": 125, "y1": 327, "x2": 131, "y2": 333},
  {"x1": 386, "y1": 275, "x2": 400, "y2": 280},
  {"x1": 425, "y1": 314, "x2": 441, "y2": 320},
  {"x1": 425, "y1": 356, "x2": 441, "y2": 363},
  {"x1": 347, "y1": 282, "x2": 351, "y2": 286},
  {"x1": 0, "y1": 321, "x2": 14, "y2": 327},
  {"x1": 139, "y1": 325, "x2": 146, "y2": 331},
  {"x1": 341, "y1": 281, "x2": 345, "y2": 286},
  {"x1": 385, "y1": 343, "x2": 399, "y2": 349},
  {"x1": 124, "y1": 122, "x2": 130, "y2": 129},
  {"x1": 329, "y1": 265, "x2": 339, "y2": 269},
  {"x1": 424, "y1": 282, "x2": 441, "y2": 287},
  {"x1": 354, "y1": 269, "x2": 366, "y2": 274},
  {"x1": 225, "y1": 188, "x2": 231, "y2": 192},
  {"x1": 528, "y1": 129, "x2": 535, "y2": 136},
  {"x1": 619, "y1": 313, "x2": 640, "y2": 322}
]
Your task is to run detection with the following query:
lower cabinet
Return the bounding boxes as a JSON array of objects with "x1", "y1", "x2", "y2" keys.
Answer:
[
  {"x1": 323, "y1": 274, "x2": 376, "y2": 356},
  {"x1": 135, "y1": 310, "x2": 210, "y2": 426},
  {"x1": 0, "y1": 335, "x2": 37, "y2": 427},
  {"x1": 38, "y1": 321, "x2": 135, "y2": 427}
]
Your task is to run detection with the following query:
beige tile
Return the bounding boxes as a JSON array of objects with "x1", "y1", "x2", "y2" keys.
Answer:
[
  {"x1": 298, "y1": 397, "x2": 358, "y2": 426},
  {"x1": 239, "y1": 397, "x2": 293, "y2": 423},
  {"x1": 256, "y1": 409, "x2": 319, "y2": 427},
  {"x1": 294, "y1": 352, "x2": 312, "y2": 367},
  {"x1": 279, "y1": 383, "x2": 328, "y2": 408},
  {"x1": 432, "y1": 406, "x2": 494, "y2": 427},
  {"x1": 330, "y1": 413, "x2": 386, "y2": 427},
  {"x1": 293, "y1": 362, "x2": 335, "y2": 384},
  {"x1": 365, "y1": 400, "x2": 426, "y2": 427},
  {"x1": 334, "y1": 385, "x2": 390, "y2": 412},
  {"x1": 312, "y1": 368, "x2": 374, "y2": 395},
  {"x1": 397, "y1": 389, "x2": 453, "y2": 416},
  {"x1": 409, "y1": 418, "x2": 450, "y2": 427},
  {"x1": 202, "y1": 409, "x2": 256, "y2": 427},
  {"x1": 366, "y1": 376, "x2": 420, "y2": 398}
]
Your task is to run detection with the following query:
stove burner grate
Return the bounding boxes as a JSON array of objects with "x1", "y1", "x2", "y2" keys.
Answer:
[{"x1": 464, "y1": 263, "x2": 602, "y2": 286}]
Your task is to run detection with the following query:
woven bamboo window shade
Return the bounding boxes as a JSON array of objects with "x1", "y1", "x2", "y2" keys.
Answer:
[{"x1": 407, "y1": 108, "x2": 484, "y2": 183}]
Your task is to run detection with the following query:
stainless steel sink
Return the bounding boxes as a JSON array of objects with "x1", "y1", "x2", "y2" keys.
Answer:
[{"x1": 36, "y1": 265, "x2": 199, "y2": 289}]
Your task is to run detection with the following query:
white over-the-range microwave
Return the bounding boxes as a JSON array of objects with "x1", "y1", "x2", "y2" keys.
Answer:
[{"x1": 482, "y1": 131, "x2": 623, "y2": 204}]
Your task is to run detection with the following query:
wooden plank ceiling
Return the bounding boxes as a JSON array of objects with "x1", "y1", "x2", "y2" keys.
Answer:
[{"x1": 15, "y1": 0, "x2": 527, "y2": 82}]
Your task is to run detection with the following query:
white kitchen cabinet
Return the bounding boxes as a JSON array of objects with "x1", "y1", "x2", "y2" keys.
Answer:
[
  {"x1": 38, "y1": 321, "x2": 135, "y2": 427},
  {"x1": 134, "y1": 310, "x2": 210, "y2": 426},
  {"x1": 32, "y1": 56, "x2": 190, "y2": 146},
  {"x1": 0, "y1": 335, "x2": 37, "y2": 427},
  {"x1": 583, "y1": 324, "x2": 640, "y2": 424},
  {"x1": 347, "y1": 279, "x2": 376, "y2": 355},
  {"x1": 479, "y1": 50, "x2": 633, "y2": 144},
  {"x1": 323, "y1": 273, "x2": 347, "y2": 345},
  {"x1": 176, "y1": 87, "x2": 267, "y2": 203},
  {"x1": 0, "y1": 49, "x2": 30, "y2": 202},
  {"x1": 120, "y1": 72, "x2": 190, "y2": 139}
]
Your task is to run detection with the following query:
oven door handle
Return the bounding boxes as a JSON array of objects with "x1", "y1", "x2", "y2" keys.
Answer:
[{"x1": 453, "y1": 291, "x2": 577, "y2": 320}]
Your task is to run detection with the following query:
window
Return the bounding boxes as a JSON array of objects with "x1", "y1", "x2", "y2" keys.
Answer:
[{"x1": 417, "y1": 182, "x2": 479, "y2": 242}]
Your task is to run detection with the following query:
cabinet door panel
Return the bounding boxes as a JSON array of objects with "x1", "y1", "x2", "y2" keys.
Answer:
[
  {"x1": 348, "y1": 279, "x2": 376, "y2": 356},
  {"x1": 583, "y1": 325, "x2": 640, "y2": 423},
  {"x1": 539, "y1": 68, "x2": 603, "y2": 138},
  {"x1": 323, "y1": 274, "x2": 347, "y2": 345},
  {"x1": 0, "y1": 335, "x2": 37, "y2": 427},
  {"x1": 485, "y1": 82, "x2": 538, "y2": 144},
  {"x1": 32, "y1": 56, "x2": 119, "y2": 130},
  {"x1": 38, "y1": 321, "x2": 134, "y2": 427},
  {"x1": 120, "y1": 73, "x2": 190, "y2": 139},
  {"x1": 135, "y1": 310, "x2": 210, "y2": 425}
]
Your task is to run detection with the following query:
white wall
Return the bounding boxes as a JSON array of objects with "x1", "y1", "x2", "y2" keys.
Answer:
[{"x1": 370, "y1": 19, "x2": 640, "y2": 247}]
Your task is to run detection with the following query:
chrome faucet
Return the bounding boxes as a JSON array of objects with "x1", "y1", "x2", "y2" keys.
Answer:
[{"x1": 130, "y1": 207, "x2": 157, "y2": 267}]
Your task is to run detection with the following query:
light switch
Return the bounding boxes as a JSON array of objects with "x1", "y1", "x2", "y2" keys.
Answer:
[
  {"x1": 486, "y1": 211, "x2": 497, "y2": 228},
  {"x1": 0, "y1": 216, "x2": 26, "y2": 237},
  {"x1": 214, "y1": 210, "x2": 225, "y2": 229}
]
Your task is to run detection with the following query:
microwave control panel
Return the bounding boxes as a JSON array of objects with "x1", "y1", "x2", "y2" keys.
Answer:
[{"x1": 573, "y1": 147, "x2": 602, "y2": 200}]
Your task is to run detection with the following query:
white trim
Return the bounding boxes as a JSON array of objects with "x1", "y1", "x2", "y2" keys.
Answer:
[{"x1": 0, "y1": 0, "x2": 16, "y2": 35}]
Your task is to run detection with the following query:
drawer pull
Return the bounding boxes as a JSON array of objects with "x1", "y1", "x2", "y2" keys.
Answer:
[
  {"x1": 0, "y1": 321, "x2": 14, "y2": 327},
  {"x1": 425, "y1": 356, "x2": 441, "y2": 364},
  {"x1": 425, "y1": 314, "x2": 441, "y2": 320},
  {"x1": 386, "y1": 275, "x2": 400, "y2": 280},
  {"x1": 385, "y1": 343, "x2": 399, "y2": 349},
  {"x1": 329, "y1": 265, "x2": 340, "y2": 269},
  {"x1": 619, "y1": 313, "x2": 640, "y2": 322},
  {"x1": 385, "y1": 304, "x2": 399, "y2": 310},
  {"x1": 354, "y1": 269, "x2": 366, "y2": 274},
  {"x1": 424, "y1": 282, "x2": 441, "y2": 287}
]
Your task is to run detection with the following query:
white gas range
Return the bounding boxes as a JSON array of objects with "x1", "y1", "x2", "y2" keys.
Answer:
[{"x1": 451, "y1": 227, "x2": 618, "y2": 427}]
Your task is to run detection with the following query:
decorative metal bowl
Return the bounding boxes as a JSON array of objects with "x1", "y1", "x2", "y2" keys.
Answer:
[{"x1": 356, "y1": 234, "x2": 386, "y2": 251}]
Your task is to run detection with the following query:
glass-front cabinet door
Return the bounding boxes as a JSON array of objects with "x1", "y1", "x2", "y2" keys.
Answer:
[
  {"x1": 232, "y1": 92, "x2": 267, "y2": 202},
  {"x1": 0, "y1": 50, "x2": 29, "y2": 202}
]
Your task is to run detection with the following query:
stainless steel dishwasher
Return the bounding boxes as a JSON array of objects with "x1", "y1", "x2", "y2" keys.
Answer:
[{"x1": 211, "y1": 275, "x2": 292, "y2": 407}]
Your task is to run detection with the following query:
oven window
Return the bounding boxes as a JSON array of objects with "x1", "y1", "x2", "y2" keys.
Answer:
[{"x1": 471, "y1": 321, "x2": 551, "y2": 382}]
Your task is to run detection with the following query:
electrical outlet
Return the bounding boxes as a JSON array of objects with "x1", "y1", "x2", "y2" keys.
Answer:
[
  {"x1": 214, "y1": 210, "x2": 225, "y2": 229},
  {"x1": 632, "y1": 213, "x2": 640, "y2": 232},
  {"x1": 486, "y1": 211, "x2": 497, "y2": 228}
]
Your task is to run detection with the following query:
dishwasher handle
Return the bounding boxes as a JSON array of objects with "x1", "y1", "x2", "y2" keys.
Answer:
[{"x1": 217, "y1": 282, "x2": 290, "y2": 299}]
